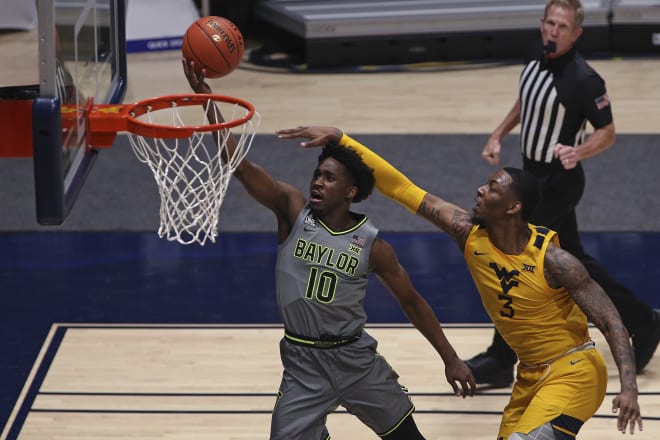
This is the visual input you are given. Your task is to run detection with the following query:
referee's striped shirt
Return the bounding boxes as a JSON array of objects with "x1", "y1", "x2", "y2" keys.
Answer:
[
  {"x1": 517, "y1": 46, "x2": 613, "y2": 166},
  {"x1": 519, "y1": 60, "x2": 586, "y2": 164}
]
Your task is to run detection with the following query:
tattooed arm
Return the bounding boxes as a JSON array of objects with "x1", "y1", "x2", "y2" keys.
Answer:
[
  {"x1": 416, "y1": 193, "x2": 473, "y2": 250},
  {"x1": 275, "y1": 126, "x2": 475, "y2": 249},
  {"x1": 544, "y1": 243, "x2": 642, "y2": 434}
]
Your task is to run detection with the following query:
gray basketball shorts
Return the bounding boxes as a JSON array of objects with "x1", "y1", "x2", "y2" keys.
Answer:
[{"x1": 269, "y1": 330, "x2": 415, "y2": 440}]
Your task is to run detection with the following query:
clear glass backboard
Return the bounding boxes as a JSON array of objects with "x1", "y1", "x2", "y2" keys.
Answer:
[{"x1": 32, "y1": 0, "x2": 127, "y2": 224}]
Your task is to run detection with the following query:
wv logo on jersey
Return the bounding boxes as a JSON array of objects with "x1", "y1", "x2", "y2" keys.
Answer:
[
  {"x1": 348, "y1": 234, "x2": 366, "y2": 255},
  {"x1": 489, "y1": 262, "x2": 519, "y2": 318},
  {"x1": 489, "y1": 263, "x2": 520, "y2": 293}
]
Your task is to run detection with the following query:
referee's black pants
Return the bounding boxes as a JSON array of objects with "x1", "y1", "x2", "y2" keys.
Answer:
[{"x1": 485, "y1": 159, "x2": 656, "y2": 367}]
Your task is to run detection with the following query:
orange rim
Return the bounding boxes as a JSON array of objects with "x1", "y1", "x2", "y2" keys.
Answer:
[{"x1": 88, "y1": 94, "x2": 256, "y2": 143}]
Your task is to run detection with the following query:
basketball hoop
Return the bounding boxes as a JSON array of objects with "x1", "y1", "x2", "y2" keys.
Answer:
[{"x1": 87, "y1": 94, "x2": 260, "y2": 245}]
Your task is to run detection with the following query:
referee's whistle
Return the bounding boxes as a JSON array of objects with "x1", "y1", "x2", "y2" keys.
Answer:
[{"x1": 543, "y1": 41, "x2": 557, "y2": 54}]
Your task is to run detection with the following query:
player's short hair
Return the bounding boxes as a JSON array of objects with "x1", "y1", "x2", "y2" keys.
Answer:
[
  {"x1": 504, "y1": 167, "x2": 540, "y2": 221},
  {"x1": 545, "y1": 0, "x2": 584, "y2": 28},
  {"x1": 318, "y1": 143, "x2": 375, "y2": 203}
]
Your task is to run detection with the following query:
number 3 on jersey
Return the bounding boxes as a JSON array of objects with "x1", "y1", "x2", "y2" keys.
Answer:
[{"x1": 489, "y1": 262, "x2": 519, "y2": 318}]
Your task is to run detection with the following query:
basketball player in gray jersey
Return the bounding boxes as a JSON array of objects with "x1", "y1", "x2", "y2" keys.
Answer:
[{"x1": 184, "y1": 60, "x2": 475, "y2": 440}]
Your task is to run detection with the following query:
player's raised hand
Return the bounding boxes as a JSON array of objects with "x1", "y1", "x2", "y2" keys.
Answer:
[
  {"x1": 182, "y1": 59, "x2": 211, "y2": 95},
  {"x1": 276, "y1": 126, "x2": 343, "y2": 148}
]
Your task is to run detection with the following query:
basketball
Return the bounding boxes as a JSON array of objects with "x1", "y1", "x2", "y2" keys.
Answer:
[{"x1": 182, "y1": 16, "x2": 244, "y2": 79}]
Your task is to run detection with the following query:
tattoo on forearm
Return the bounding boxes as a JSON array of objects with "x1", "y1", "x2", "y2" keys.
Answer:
[
  {"x1": 581, "y1": 281, "x2": 637, "y2": 390},
  {"x1": 546, "y1": 244, "x2": 637, "y2": 390},
  {"x1": 419, "y1": 201, "x2": 440, "y2": 222},
  {"x1": 418, "y1": 202, "x2": 471, "y2": 244},
  {"x1": 418, "y1": 202, "x2": 472, "y2": 237}
]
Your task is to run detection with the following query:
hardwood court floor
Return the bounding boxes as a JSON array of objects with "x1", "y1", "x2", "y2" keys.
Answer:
[{"x1": 8, "y1": 324, "x2": 660, "y2": 440}]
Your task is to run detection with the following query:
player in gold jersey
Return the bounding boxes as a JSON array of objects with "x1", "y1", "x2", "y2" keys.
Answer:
[{"x1": 277, "y1": 126, "x2": 642, "y2": 439}]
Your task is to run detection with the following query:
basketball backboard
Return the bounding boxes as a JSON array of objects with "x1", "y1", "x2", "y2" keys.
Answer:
[{"x1": 32, "y1": 0, "x2": 127, "y2": 224}]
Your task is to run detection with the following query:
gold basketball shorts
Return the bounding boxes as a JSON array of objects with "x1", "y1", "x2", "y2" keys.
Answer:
[{"x1": 498, "y1": 347, "x2": 607, "y2": 439}]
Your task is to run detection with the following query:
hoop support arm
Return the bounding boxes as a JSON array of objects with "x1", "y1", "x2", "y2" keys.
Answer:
[{"x1": 87, "y1": 102, "x2": 130, "y2": 148}]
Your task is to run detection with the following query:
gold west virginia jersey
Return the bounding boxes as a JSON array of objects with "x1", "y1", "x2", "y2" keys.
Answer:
[{"x1": 464, "y1": 224, "x2": 590, "y2": 365}]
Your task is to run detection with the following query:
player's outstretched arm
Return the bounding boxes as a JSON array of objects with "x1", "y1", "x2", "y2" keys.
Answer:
[
  {"x1": 544, "y1": 243, "x2": 642, "y2": 435},
  {"x1": 277, "y1": 126, "x2": 425, "y2": 211},
  {"x1": 183, "y1": 61, "x2": 305, "y2": 229},
  {"x1": 276, "y1": 126, "x2": 473, "y2": 246},
  {"x1": 278, "y1": 126, "x2": 424, "y2": 210},
  {"x1": 370, "y1": 238, "x2": 476, "y2": 398}
]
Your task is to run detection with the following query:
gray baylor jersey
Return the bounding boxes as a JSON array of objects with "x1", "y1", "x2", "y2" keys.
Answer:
[{"x1": 276, "y1": 206, "x2": 377, "y2": 339}]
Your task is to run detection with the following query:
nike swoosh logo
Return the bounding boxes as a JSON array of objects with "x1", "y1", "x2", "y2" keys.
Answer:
[
  {"x1": 474, "y1": 250, "x2": 487, "y2": 255},
  {"x1": 304, "y1": 227, "x2": 315, "y2": 232},
  {"x1": 570, "y1": 359, "x2": 583, "y2": 366}
]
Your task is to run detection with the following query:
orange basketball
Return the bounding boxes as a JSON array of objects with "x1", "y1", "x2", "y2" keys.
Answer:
[{"x1": 182, "y1": 16, "x2": 244, "y2": 79}]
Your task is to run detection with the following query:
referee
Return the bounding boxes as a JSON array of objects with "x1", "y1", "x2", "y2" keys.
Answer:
[{"x1": 471, "y1": 0, "x2": 660, "y2": 387}]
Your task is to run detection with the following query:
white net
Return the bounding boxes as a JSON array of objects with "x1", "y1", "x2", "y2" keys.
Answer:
[{"x1": 127, "y1": 97, "x2": 260, "y2": 245}]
